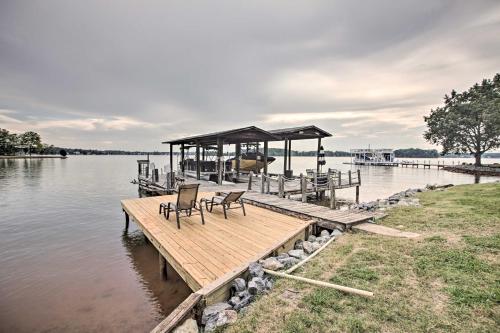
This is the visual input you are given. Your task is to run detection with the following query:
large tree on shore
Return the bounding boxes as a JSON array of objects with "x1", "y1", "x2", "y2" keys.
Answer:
[
  {"x1": 0, "y1": 128, "x2": 19, "y2": 155},
  {"x1": 424, "y1": 73, "x2": 500, "y2": 166},
  {"x1": 19, "y1": 131, "x2": 42, "y2": 155}
]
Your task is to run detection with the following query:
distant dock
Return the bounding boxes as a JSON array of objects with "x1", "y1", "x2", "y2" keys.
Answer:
[{"x1": 344, "y1": 160, "x2": 449, "y2": 169}]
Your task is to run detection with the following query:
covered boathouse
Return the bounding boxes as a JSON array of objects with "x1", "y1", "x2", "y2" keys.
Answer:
[{"x1": 162, "y1": 125, "x2": 332, "y2": 185}]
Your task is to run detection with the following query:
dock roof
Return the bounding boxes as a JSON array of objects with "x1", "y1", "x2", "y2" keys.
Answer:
[{"x1": 163, "y1": 125, "x2": 331, "y2": 145}]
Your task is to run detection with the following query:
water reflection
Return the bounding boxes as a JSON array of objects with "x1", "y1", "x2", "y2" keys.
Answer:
[{"x1": 121, "y1": 230, "x2": 192, "y2": 316}]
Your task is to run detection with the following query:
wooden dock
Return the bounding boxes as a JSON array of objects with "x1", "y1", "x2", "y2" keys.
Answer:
[
  {"x1": 121, "y1": 192, "x2": 312, "y2": 303},
  {"x1": 243, "y1": 192, "x2": 379, "y2": 230}
]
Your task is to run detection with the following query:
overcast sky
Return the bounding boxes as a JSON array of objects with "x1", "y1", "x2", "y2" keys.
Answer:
[{"x1": 1, "y1": 0, "x2": 499, "y2": 151}]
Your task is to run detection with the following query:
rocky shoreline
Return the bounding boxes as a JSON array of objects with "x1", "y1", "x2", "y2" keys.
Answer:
[
  {"x1": 353, "y1": 183, "x2": 454, "y2": 212},
  {"x1": 196, "y1": 229, "x2": 341, "y2": 332}
]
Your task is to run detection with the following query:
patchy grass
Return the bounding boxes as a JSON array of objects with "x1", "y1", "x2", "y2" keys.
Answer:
[{"x1": 224, "y1": 183, "x2": 500, "y2": 333}]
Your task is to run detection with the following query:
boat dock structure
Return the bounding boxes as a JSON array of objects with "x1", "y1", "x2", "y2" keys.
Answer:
[{"x1": 123, "y1": 125, "x2": 383, "y2": 332}]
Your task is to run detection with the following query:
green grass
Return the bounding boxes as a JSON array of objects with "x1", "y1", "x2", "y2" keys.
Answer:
[{"x1": 224, "y1": 183, "x2": 500, "y2": 333}]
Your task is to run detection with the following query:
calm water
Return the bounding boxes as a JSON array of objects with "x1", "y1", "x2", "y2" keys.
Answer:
[{"x1": 1, "y1": 155, "x2": 498, "y2": 332}]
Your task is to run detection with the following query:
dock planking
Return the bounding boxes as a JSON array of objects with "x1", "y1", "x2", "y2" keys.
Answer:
[
  {"x1": 242, "y1": 192, "x2": 378, "y2": 229},
  {"x1": 121, "y1": 192, "x2": 311, "y2": 295}
]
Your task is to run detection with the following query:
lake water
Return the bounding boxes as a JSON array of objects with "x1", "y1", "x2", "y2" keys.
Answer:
[{"x1": 1, "y1": 155, "x2": 499, "y2": 332}]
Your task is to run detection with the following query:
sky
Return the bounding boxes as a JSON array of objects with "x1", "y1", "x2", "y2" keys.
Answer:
[{"x1": 1, "y1": 0, "x2": 499, "y2": 152}]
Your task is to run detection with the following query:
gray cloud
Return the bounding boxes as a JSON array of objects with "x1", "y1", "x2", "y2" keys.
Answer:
[{"x1": 1, "y1": 0, "x2": 499, "y2": 151}]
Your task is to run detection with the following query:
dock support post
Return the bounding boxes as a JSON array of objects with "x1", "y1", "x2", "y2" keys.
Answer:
[
  {"x1": 266, "y1": 177, "x2": 270, "y2": 194},
  {"x1": 348, "y1": 170, "x2": 352, "y2": 185},
  {"x1": 181, "y1": 143, "x2": 185, "y2": 176},
  {"x1": 169, "y1": 144, "x2": 174, "y2": 189},
  {"x1": 159, "y1": 253, "x2": 167, "y2": 280},
  {"x1": 195, "y1": 142, "x2": 200, "y2": 180},
  {"x1": 260, "y1": 172, "x2": 265, "y2": 194},
  {"x1": 248, "y1": 171, "x2": 253, "y2": 190},
  {"x1": 263, "y1": 141, "x2": 268, "y2": 176},
  {"x1": 124, "y1": 211, "x2": 129, "y2": 231},
  {"x1": 278, "y1": 175, "x2": 284, "y2": 198},
  {"x1": 235, "y1": 143, "x2": 241, "y2": 181},
  {"x1": 301, "y1": 173, "x2": 307, "y2": 203},
  {"x1": 356, "y1": 186, "x2": 359, "y2": 204},
  {"x1": 283, "y1": 139, "x2": 288, "y2": 175},
  {"x1": 329, "y1": 178, "x2": 336, "y2": 209},
  {"x1": 217, "y1": 138, "x2": 223, "y2": 185},
  {"x1": 288, "y1": 140, "x2": 292, "y2": 171},
  {"x1": 357, "y1": 169, "x2": 361, "y2": 186}
]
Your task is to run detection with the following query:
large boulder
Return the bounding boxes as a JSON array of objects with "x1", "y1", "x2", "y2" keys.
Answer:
[
  {"x1": 231, "y1": 278, "x2": 246, "y2": 294},
  {"x1": 331, "y1": 229, "x2": 342, "y2": 237},
  {"x1": 276, "y1": 253, "x2": 289, "y2": 261},
  {"x1": 228, "y1": 296, "x2": 241, "y2": 307},
  {"x1": 311, "y1": 242, "x2": 322, "y2": 252},
  {"x1": 260, "y1": 257, "x2": 284, "y2": 271},
  {"x1": 288, "y1": 249, "x2": 306, "y2": 259},
  {"x1": 205, "y1": 309, "x2": 238, "y2": 332},
  {"x1": 294, "y1": 239, "x2": 304, "y2": 250},
  {"x1": 320, "y1": 230, "x2": 330, "y2": 238},
  {"x1": 248, "y1": 262, "x2": 264, "y2": 278},
  {"x1": 248, "y1": 277, "x2": 266, "y2": 295},
  {"x1": 202, "y1": 302, "x2": 232, "y2": 325},
  {"x1": 302, "y1": 241, "x2": 315, "y2": 254},
  {"x1": 307, "y1": 235, "x2": 317, "y2": 242},
  {"x1": 277, "y1": 257, "x2": 300, "y2": 268},
  {"x1": 233, "y1": 294, "x2": 254, "y2": 311}
]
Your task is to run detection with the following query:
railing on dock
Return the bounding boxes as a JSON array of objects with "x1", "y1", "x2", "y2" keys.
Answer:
[{"x1": 247, "y1": 169, "x2": 361, "y2": 208}]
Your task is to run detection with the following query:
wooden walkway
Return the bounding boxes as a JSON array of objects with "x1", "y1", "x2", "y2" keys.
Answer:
[
  {"x1": 242, "y1": 192, "x2": 379, "y2": 230},
  {"x1": 121, "y1": 192, "x2": 311, "y2": 298}
]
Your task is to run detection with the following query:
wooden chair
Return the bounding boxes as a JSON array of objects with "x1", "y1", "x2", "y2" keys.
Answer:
[
  {"x1": 202, "y1": 191, "x2": 246, "y2": 219},
  {"x1": 158, "y1": 184, "x2": 205, "y2": 229}
]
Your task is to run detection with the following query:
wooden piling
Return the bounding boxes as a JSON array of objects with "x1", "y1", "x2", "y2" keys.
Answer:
[
  {"x1": 248, "y1": 171, "x2": 253, "y2": 190},
  {"x1": 260, "y1": 172, "x2": 265, "y2": 194},
  {"x1": 124, "y1": 211, "x2": 130, "y2": 231},
  {"x1": 301, "y1": 173, "x2": 307, "y2": 203},
  {"x1": 356, "y1": 186, "x2": 360, "y2": 204},
  {"x1": 159, "y1": 253, "x2": 167, "y2": 280}
]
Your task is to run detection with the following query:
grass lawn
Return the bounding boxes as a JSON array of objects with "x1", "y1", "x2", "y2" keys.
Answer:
[{"x1": 223, "y1": 183, "x2": 500, "y2": 333}]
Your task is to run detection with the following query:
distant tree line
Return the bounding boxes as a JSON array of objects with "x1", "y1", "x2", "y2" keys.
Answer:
[
  {"x1": 267, "y1": 148, "x2": 350, "y2": 157},
  {"x1": 0, "y1": 128, "x2": 44, "y2": 155},
  {"x1": 394, "y1": 148, "x2": 439, "y2": 158}
]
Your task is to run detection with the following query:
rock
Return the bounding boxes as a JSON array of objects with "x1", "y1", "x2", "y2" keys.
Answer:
[
  {"x1": 261, "y1": 257, "x2": 284, "y2": 271},
  {"x1": 202, "y1": 302, "x2": 232, "y2": 325},
  {"x1": 233, "y1": 294, "x2": 254, "y2": 311},
  {"x1": 228, "y1": 296, "x2": 241, "y2": 307},
  {"x1": 307, "y1": 235, "x2": 317, "y2": 242},
  {"x1": 278, "y1": 257, "x2": 300, "y2": 268},
  {"x1": 276, "y1": 253, "x2": 289, "y2": 261},
  {"x1": 316, "y1": 236, "x2": 329, "y2": 244},
  {"x1": 205, "y1": 309, "x2": 237, "y2": 332},
  {"x1": 231, "y1": 278, "x2": 246, "y2": 294},
  {"x1": 294, "y1": 239, "x2": 303, "y2": 250},
  {"x1": 311, "y1": 242, "x2": 322, "y2": 252},
  {"x1": 288, "y1": 249, "x2": 306, "y2": 259},
  {"x1": 237, "y1": 290, "x2": 250, "y2": 298},
  {"x1": 173, "y1": 318, "x2": 198, "y2": 333},
  {"x1": 248, "y1": 277, "x2": 265, "y2": 295},
  {"x1": 264, "y1": 277, "x2": 274, "y2": 290},
  {"x1": 331, "y1": 229, "x2": 342, "y2": 237},
  {"x1": 320, "y1": 230, "x2": 330, "y2": 238},
  {"x1": 248, "y1": 262, "x2": 264, "y2": 278},
  {"x1": 302, "y1": 241, "x2": 315, "y2": 254}
]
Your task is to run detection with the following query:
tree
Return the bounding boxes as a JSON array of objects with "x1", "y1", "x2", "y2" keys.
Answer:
[
  {"x1": 19, "y1": 131, "x2": 42, "y2": 156},
  {"x1": 0, "y1": 128, "x2": 19, "y2": 155},
  {"x1": 424, "y1": 73, "x2": 500, "y2": 166}
]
